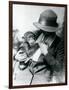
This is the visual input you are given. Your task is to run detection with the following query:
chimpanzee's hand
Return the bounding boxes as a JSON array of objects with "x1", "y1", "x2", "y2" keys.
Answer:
[{"x1": 15, "y1": 50, "x2": 27, "y2": 62}]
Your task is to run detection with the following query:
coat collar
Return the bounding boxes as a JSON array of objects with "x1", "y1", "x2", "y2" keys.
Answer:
[{"x1": 49, "y1": 35, "x2": 61, "y2": 49}]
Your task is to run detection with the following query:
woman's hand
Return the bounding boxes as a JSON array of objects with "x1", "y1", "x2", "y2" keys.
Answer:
[
  {"x1": 39, "y1": 42, "x2": 48, "y2": 55},
  {"x1": 35, "y1": 33, "x2": 48, "y2": 55}
]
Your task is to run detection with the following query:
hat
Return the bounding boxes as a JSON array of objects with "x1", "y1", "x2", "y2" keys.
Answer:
[{"x1": 33, "y1": 9, "x2": 61, "y2": 32}]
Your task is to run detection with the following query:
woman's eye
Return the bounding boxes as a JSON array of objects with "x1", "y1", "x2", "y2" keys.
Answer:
[{"x1": 19, "y1": 51, "x2": 24, "y2": 54}]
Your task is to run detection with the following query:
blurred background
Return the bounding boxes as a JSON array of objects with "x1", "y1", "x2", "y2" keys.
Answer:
[{"x1": 13, "y1": 4, "x2": 65, "y2": 41}]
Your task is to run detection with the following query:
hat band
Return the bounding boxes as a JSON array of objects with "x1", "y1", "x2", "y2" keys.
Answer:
[{"x1": 39, "y1": 17, "x2": 58, "y2": 27}]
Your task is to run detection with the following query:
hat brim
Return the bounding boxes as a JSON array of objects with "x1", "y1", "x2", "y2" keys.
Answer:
[{"x1": 33, "y1": 22, "x2": 61, "y2": 32}]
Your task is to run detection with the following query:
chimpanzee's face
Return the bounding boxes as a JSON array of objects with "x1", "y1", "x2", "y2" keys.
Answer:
[
  {"x1": 28, "y1": 37, "x2": 35, "y2": 45},
  {"x1": 27, "y1": 35, "x2": 35, "y2": 46}
]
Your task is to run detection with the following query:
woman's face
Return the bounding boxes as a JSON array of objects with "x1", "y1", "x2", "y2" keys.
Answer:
[
  {"x1": 40, "y1": 29, "x2": 54, "y2": 37},
  {"x1": 41, "y1": 30, "x2": 50, "y2": 36}
]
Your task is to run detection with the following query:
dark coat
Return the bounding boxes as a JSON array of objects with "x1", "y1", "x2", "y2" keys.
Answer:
[
  {"x1": 28, "y1": 34, "x2": 64, "y2": 84},
  {"x1": 14, "y1": 30, "x2": 64, "y2": 84}
]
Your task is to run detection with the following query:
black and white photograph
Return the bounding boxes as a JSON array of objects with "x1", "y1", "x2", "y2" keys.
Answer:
[{"x1": 9, "y1": 1, "x2": 67, "y2": 88}]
